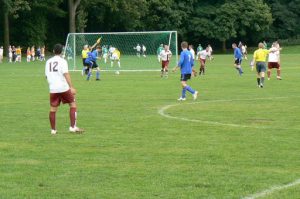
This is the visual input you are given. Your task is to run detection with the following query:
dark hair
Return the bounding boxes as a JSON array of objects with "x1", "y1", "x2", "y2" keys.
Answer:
[
  {"x1": 53, "y1": 44, "x2": 63, "y2": 55},
  {"x1": 181, "y1": 41, "x2": 188, "y2": 48}
]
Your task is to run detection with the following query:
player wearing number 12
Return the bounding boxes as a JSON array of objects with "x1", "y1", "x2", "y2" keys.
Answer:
[
  {"x1": 45, "y1": 44, "x2": 84, "y2": 134},
  {"x1": 173, "y1": 41, "x2": 198, "y2": 101}
]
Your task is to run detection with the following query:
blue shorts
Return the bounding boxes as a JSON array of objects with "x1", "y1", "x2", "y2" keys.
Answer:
[
  {"x1": 180, "y1": 74, "x2": 191, "y2": 81},
  {"x1": 256, "y1": 62, "x2": 266, "y2": 73},
  {"x1": 235, "y1": 58, "x2": 242, "y2": 65},
  {"x1": 86, "y1": 61, "x2": 98, "y2": 69}
]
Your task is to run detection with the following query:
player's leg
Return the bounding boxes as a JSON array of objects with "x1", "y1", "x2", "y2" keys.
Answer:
[
  {"x1": 95, "y1": 67, "x2": 100, "y2": 80},
  {"x1": 86, "y1": 63, "x2": 93, "y2": 81},
  {"x1": 256, "y1": 64, "x2": 261, "y2": 87},
  {"x1": 179, "y1": 75, "x2": 198, "y2": 100},
  {"x1": 157, "y1": 55, "x2": 161, "y2": 62},
  {"x1": 49, "y1": 93, "x2": 61, "y2": 134},
  {"x1": 117, "y1": 58, "x2": 121, "y2": 68},
  {"x1": 276, "y1": 64, "x2": 281, "y2": 80},
  {"x1": 82, "y1": 59, "x2": 87, "y2": 76},
  {"x1": 178, "y1": 79, "x2": 187, "y2": 100}
]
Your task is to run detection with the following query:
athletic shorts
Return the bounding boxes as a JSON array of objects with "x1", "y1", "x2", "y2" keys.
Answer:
[
  {"x1": 268, "y1": 62, "x2": 280, "y2": 69},
  {"x1": 86, "y1": 61, "x2": 98, "y2": 69},
  {"x1": 256, "y1": 62, "x2": 266, "y2": 73},
  {"x1": 162, "y1": 60, "x2": 169, "y2": 69},
  {"x1": 200, "y1": 58, "x2": 206, "y2": 66},
  {"x1": 235, "y1": 58, "x2": 242, "y2": 65},
  {"x1": 50, "y1": 89, "x2": 75, "y2": 107},
  {"x1": 180, "y1": 74, "x2": 191, "y2": 81},
  {"x1": 82, "y1": 58, "x2": 89, "y2": 67}
]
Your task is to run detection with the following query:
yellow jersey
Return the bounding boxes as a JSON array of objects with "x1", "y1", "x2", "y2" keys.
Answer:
[
  {"x1": 253, "y1": 49, "x2": 269, "y2": 62},
  {"x1": 16, "y1": 48, "x2": 21, "y2": 55},
  {"x1": 82, "y1": 49, "x2": 89, "y2": 58},
  {"x1": 115, "y1": 50, "x2": 120, "y2": 59}
]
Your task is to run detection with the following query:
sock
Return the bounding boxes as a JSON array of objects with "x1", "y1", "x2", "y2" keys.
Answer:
[
  {"x1": 70, "y1": 107, "x2": 77, "y2": 128},
  {"x1": 267, "y1": 70, "x2": 271, "y2": 78},
  {"x1": 203, "y1": 67, "x2": 205, "y2": 75},
  {"x1": 118, "y1": 61, "x2": 120, "y2": 67},
  {"x1": 104, "y1": 58, "x2": 107, "y2": 63},
  {"x1": 181, "y1": 87, "x2": 187, "y2": 98},
  {"x1": 261, "y1": 77, "x2": 265, "y2": 85},
  {"x1": 82, "y1": 67, "x2": 86, "y2": 74},
  {"x1": 239, "y1": 67, "x2": 243, "y2": 74},
  {"x1": 96, "y1": 71, "x2": 100, "y2": 79},
  {"x1": 185, "y1": 86, "x2": 195, "y2": 94},
  {"x1": 86, "y1": 71, "x2": 92, "y2": 80},
  {"x1": 257, "y1": 78, "x2": 260, "y2": 85},
  {"x1": 277, "y1": 69, "x2": 281, "y2": 77},
  {"x1": 49, "y1": 111, "x2": 56, "y2": 130}
]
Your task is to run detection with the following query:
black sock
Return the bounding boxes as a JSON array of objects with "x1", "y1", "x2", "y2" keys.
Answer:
[
  {"x1": 257, "y1": 78, "x2": 260, "y2": 85},
  {"x1": 261, "y1": 77, "x2": 265, "y2": 85}
]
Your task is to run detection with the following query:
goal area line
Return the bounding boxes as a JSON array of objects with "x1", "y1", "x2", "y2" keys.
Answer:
[{"x1": 70, "y1": 69, "x2": 161, "y2": 72}]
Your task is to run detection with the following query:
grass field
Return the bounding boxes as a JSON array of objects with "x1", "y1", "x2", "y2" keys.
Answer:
[{"x1": 0, "y1": 51, "x2": 299, "y2": 198}]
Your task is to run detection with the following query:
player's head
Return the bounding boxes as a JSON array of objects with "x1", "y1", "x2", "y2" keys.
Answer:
[
  {"x1": 96, "y1": 45, "x2": 101, "y2": 52},
  {"x1": 181, "y1": 41, "x2": 188, "y2": 49},
  {"x1": 206, "y1": 47, "x2": 209, "y2": 52},
  {"x1": 188, "y1": 45, "x2": 193, "y2": 50},
  {"x1": 258, "y1": 42, "x2": 264, "y2": 49},
  {"x1": 160, "y1": 44, "x2": 163, "y2": 47},
  {"x1": 232, "y1": 43, "x2": 237, "y2": 48},
  {"x1": 164, "y1": 45, "x2": 169, "y2": 50},
  {"x1": 53, "y1": 43, "x2": 63, "y2": 55},
  {"x1": 83, "y1": 45, "x2": 88, "y2": 50}
]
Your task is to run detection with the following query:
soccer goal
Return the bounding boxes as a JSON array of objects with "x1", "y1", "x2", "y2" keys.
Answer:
[{"x1": 63, "y1": 31, "x2": 178, "y2": 71}]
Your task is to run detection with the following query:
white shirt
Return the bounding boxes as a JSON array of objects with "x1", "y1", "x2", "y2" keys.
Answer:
[
  {"x1": 45, "y1": 55, "x2": 69, "y2": 93},
  {"x1": 189, "y1": 49, "x2": 195, "y2": 59},
  {"x1": 0, "y1": 48, "x2": 3, "y2": 56},
  {"x1": 197, "y1": 50, "x2": 209, "y2": 60},
  {"x1": 142, "y1": 46, "x2": 146, "y2": 51},
  {"x1": 109, "y1": 47, "x2": 116, "y2": 54},
  {"x1": 242, "y1": 46, "x2": 246, "y2": 53},
  {"x1": 160, "y1": 49, "x2": 172, "y2": 61},
  {"x1": 268, "y1": 47, "x2": 280, "y2": 62},
  {"x1": 136, "y1": 45, "x2": 141, "y2": 52}
]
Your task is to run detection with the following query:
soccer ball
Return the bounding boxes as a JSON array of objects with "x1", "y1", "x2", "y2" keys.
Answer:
[{"x1": 115, "y1": 71, "x2": 120, "y2": 75}]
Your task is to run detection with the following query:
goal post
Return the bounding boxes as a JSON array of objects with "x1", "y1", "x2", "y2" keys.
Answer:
[{"x1": 63, "y1": 31, "x2": 178, "y2": 71}]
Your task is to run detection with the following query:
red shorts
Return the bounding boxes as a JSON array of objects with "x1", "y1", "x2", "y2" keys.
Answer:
[
  {"x1": 200, "y1": 59, "x2": 206, "y2": 66},
  {"x1": 162, "y1": 60, "x2": 169, "y2": 69},
  {"x1": 268, "y1": 62, "x2": 280, "y2": 69},
  {"x1": 50, "y1": 89, "x2": 75, "y2": 107}
]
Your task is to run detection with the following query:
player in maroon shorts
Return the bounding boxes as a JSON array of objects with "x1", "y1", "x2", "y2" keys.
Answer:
[
  {"x1": 159, "y1": 45, "x2": 172, "y2": 78},
  {"x1": 45, "y1": 44, "x2": 84, "y2": 135},
  {"x1": 267, "y1": 42, "x2": 282, "y2": 80}
]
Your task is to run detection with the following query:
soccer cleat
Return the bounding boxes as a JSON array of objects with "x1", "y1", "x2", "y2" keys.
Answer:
[
  {"x1": 193, "y1": 91, "x2": 199, "y2": 100},
  {"x1": 96, "y1": 78, "x2": 100, "y2": 81},
  {"x1": 69, "y1": 126, "x2": 84, "y2": 134},
  {"x1": 277, "y1": 76, "x2": 282, "y2": 80},
  {"x1": 268, "y1": 78, "x2": 270, "y2": 80},
  {"x1": 51, "y1": 129, "x2": 57, "y2": 135},
  {"x1": 177, "y1": 97, "x2": 186, "y2": 101},
  {"x1": 260, "y1": 84, "x2": 264, "y2": 88}
]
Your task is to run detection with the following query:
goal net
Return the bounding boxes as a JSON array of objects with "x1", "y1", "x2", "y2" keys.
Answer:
[{"x1": 63, "y1": 31, "x2": 178, "y2": 71}]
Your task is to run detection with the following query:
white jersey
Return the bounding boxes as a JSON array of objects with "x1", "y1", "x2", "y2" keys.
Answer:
[
  {"x1": 197, "y1": 50, "x2": 209, "y2": 60},
  {"x1": 109, "y1": 47, "x2": 116, "y2": 54},
  {"x1": 45, "y1": 55, "x2": 69, "y2": 93},
  {"x1": 268, "y1": 47, "x2": 280, "y2": 62},
  {"x1": 160, "y1": 50, "x2": 172, "y2": 61},
  {"x1": 242, "y1": 45, "x2": 246, "y2": 53},
  {"x1": 189, "y1": 49, "x2": 195, "y2": 59},
  {"x1": 142, "y1": 46, "x2": 146, "y2": 52},
  {"x1": 0, "y1": 48, "x2": 3, "y2": 56},
  {"x1": 136, "y1": 45, "x2": 141, "y2": 52}
]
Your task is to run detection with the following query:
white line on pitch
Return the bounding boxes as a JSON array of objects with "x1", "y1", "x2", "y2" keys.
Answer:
[
  {"x1": 158, "y1": 97, "x2": 297, "y2": 130},
  {"x1": 242, "y1": 178, "x2": 300, "y2": 199}
]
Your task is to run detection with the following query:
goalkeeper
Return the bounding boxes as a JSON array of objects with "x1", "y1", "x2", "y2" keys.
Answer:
[{"x1": 85, "y1": 46, "x2": 101, "y2": 81}]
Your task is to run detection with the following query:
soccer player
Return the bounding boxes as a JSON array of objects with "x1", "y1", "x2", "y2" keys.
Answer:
[
  {"x1": 15, "y1": 46, "x2": 22, "y2": 62},
  {"x1": 196, "y1": 44, "x2": 203, "y2": 54},
  {"x1": 134, "y1": 44, "x2": 141, "y2": 57},
  {"x1": 85, "y1": 46, "x2": 101, "y2": 81},
  {"x1": 102, "y1": 45, "x2": 108, "y2": 63},
  {"x1": 188, "y1": 44, "x2": 197, "y2": 76},
  {"x1": 110, "y1": 48, "x2": 121, "y2": 74},
  {"x1": 242, "y1": 44, "x2": 248, "y2": 60},
  {"x1": 26, "y1": 47, "x2": 31, "y2": 62},
  {"x1": 81, "y1": 45, "x2": 89, "y2": 75},
  {"x1": 40, "y1": 46, "x2": 46, "y2": 61},
  {"x1": 8, "y1": 46, "x2": 13, "y2": 63},
  {"x1": 197, "y1": 47, "x2": 209, "y2": 75},
  {"x1": 0, "y1": 46, "x2": 3, "y2": 63},
  {"x1": 207, "y1": 44, "x2": 214, "y2": 60},
  {"x1": 172, "y1": 41, "x2": 198, "y2": 101},
  {"x1": 66, "y1": 45, "x2": 73, "y2": 60},
  {"x1": 45, "y1": 43, "x2": 84, "y2": 134},
  {"x1": 160, "y1": 44, "x2": 172, "y2": 78},
  {"x1": 232, "y1": 43, "x2": 244, "y2": 76},
  {"x1": 267, "y1": 42, "x2": 281, "y2": 80},
  {"x1": 157, "y1": 44, "x2": 164, "y2": 62},
  {"x1": 31, "y1": 46, "x2": 35, "y2": 61},
  {"x1": 251, "y1": 42, "x2": 277, "y2": 88},
  {"x1": 142, "y1": 45, "x2": 146, "y2": 57},
  {"x1": 36, "y1": 47, "x2": 41, "y2": 60}
]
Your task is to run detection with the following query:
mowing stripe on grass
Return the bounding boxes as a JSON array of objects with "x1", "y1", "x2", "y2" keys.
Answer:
[
  {"x1": 158, "y1": 97, "x2": 295, "y2": 130},
  {"x1": 242, "y1": 178, "x2": 300, "y2": 199}
]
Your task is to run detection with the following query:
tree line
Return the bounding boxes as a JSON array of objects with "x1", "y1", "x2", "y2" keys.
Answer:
[{"x1": 1, "y1": 0, "x2": 300, "y2": 55}]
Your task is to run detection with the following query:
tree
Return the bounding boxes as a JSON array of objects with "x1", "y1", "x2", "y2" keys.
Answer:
[
  {"x1": 68, "y1": 0, "x2": 81, "y2": 33},
  {"x1": 1, "y1": 0, "x2": 30, "y2": 56}
]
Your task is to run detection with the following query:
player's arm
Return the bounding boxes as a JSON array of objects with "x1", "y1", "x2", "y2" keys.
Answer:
[
  {"x1": 91, "y1": 37, "x2": 102, "y2": 50},
  {"x1": 64, "y1": 73, "x2": 76, "y2": 95},
  {"x1": 173, "y1": 53, "x2": 184, "y2": 72}
]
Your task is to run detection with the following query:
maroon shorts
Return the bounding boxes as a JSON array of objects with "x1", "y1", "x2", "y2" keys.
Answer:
[
  {"x1": 50, "y1": 89, "x2": 75, "y2": 107},
  {"x1": 200, "y1": 59, "x2": 206, "y2": 66},
  {"x1": 268, "y1": 62, "x2": 280, "y2": 69},
  {"x1": 162, "y1": 60, "x2": 169, "y2": 69}
]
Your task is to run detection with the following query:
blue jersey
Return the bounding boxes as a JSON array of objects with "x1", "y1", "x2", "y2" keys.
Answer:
[
  {"x1": 234, "y1": 47, "x2": 243, "y2": 59},
  {"x1": 85, "y1": 50, "x2": 98, "y2": 63},
  {"x1": 178, "y1": 49, "x2": 194, "y2": 74}
]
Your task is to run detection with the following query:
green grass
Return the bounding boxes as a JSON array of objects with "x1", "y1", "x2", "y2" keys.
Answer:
[{"x1": 0, "y1": 51, "x2": 299, "y2": 199}]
